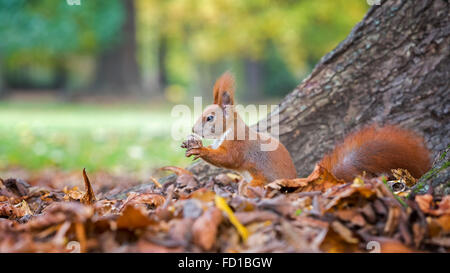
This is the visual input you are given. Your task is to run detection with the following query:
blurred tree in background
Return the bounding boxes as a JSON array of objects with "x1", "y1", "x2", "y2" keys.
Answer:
[
  {"x1": 0, "y1": 0, "x2": 368, "y2": 101},
  {"x1": 137, "y1": 0, "x2": 368, "y2": 101},
  {"x1": 0, "y1": 0, "x2": 124, "y2": 95}
]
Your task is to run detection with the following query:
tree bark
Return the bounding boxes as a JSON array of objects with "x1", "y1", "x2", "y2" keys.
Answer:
[
  {"x1": 411, "y1": 146, "x2": 449, "y2": 197},
  {"x1": 94, "y1": 0, "x2": 141, "y2": 94},
  {"x1": 186, "y1": 0, "x2": 449, "y2": 180},
  {"x1": 265, "y1": 0, "x2": 449, "y2": 177}
]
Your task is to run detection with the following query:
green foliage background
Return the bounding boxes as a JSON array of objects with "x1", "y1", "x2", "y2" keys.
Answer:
[{"x1": 0, "y1": 0, "x2": 369, "y2": 173}]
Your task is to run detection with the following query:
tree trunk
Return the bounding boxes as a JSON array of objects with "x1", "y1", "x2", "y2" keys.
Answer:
[
  {"x1": 411, "y1": 146, "x2": 449, "y2": 198},
  {"x1": 186, "y1": 0, "x2": 449, "y2": 180},
  {"x1": 157, "y1": 33, "x2": 168, "y2": 93},
  {"x1": 243, "y1": 58, "x2": 265, "y2": 102},
  {"x1": 0, "y1": 55, "x2": 5, "y2": 98},
  {"x1": 94, "y1": 0, "x2": 141, "y2": 94},
  {"x1": 263, "y1": 0, "x2": 449, "y2": 177}
]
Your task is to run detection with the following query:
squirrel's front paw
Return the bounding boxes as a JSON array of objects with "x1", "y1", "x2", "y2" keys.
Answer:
[{"x1": 185, "y1": 148, "x2": 203, "y2": 160}]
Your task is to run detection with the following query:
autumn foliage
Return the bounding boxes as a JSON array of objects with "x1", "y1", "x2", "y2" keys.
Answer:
[{"x1": 0, "y1": 165, "x2": 448, "y2": 253}]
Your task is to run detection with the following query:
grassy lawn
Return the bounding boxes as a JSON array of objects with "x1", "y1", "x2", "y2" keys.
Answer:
[{"x1": 0, "y1": 101, "x2": 193, "y2": 174}]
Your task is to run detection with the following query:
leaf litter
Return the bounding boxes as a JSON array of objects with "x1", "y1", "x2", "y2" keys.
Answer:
[{"x1": 0, "y1": 163, "x2": 448, "y2": 253}]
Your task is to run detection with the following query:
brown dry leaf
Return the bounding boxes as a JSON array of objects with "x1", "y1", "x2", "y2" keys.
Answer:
[
  {"x1": 384, "y1": 207, "x2": 401, "y2": 236},
  {"x1": 116, "y1": 204, "x2": 155, "y2": 229},
  {"x1": 323, "y1": 183, "x2": 377, "y2": 212},
  {"x1": 436, "y1": 214, "x2": 450, "y2": 232},
  {"x1": 415, "y1": 194, "x2": 433, "y2": 213},
  {"x1": 266, "y1": 164, "x2": 345, "y2": 193},
  {"x1": 255, "y1": 195, "x2": 295, "y2": 217},
  {"x1": 359, "y1": 203, "x2": 377, "y2": 223},
  {"x1": 35, "y1": 223, "x2": 63, "y2": 240},
  {"x1": 234, "y1": 211, "x2": 279, "y2": 226},
  {"x1": 75, "y1": 222, "x2": 87, "y2": 253},
  {"x1": 159, "y1": 166, "x2": 193, "y2": 176},
  {"x1": 149, "y1": 177, "x2": 162, "y2": 188},
  {"x1": 391, "y1": 168, "x2": 416, "y2": 187},
  {"x1": 81, "y1": 168, "x2": 96, "y2": 205},
  {"x1": 320, "y1": 228, "x2": 359, "y2": 253},
  {"x1": 159, "y1": 166, "x2": 197, "y2": 188},
  {"x1": 26, "y1": 202, "x2": 93, "y2": 231},
  {"x1": 412, "y1": 222, "x2": 426, "y2": 248},
  {"x1": 0, "y1": 178, "x2": 30, "y2": 199},
  {"x1": 0, "y1": 202, "x2": 20, "y2": 218},
  {"x1": 416, "y1": 194, "x2": 450, "y2": 216},
  {"x1": 425, "y1": 237, "x2": 450, "y2": 247},
  {"x1": 120, "y1": 192, "x2": 165, "y2": 211},
  {"x1": 184, "y1": 188, "x2": 216, "y2": 202},
  {"x1": 192, "y1": 207, "x2": 223, "y2": 250},
  {"x1": 137, "y1": 239, "x2": 184, "y2": 253},
  {"x1": 169, "y1": 218, "x2": 194, "y2": 243},
  {"x1": 93, "y1": 199, "x2": 119, "y2": 217},
  {"x1": 63, "y1": 186, "x2": 84, "y2": 201},
  {"x1": 330, "y1": 221, "x2": 359, "y2": 244},
  {"x1": 335, "y1": 209, "x2": 366, "y2": 227},
  {"x1": 14, "y1": 200, "x2": 32, "y2": 218},
  {"x1": 294, "y1": 216, "x2": 329, "y2": 229},
  {"x1": 214, "y1": 173, "x2": 241, "y2": 185}
]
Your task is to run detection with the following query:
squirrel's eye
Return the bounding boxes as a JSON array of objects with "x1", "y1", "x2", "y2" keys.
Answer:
[{"x1": 206, "y1": 115, "x2": 214, "y2": 122}]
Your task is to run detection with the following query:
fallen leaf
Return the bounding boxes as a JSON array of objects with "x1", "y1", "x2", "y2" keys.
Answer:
[
  {"x1": 0, "y1": 202, "x2": 20, "y2": 218},
  {"x1": 116, "y1": 205, "x2": 155, "y2": 229},
  {"x1": 0, "y1": 178, "x2": 30, "y2": 198},
  {"x1": 331, "y1": 221, "x2": 358, "y2": 244},
  {"x1": 14, "y1": 200, "x2": 32, "y2": 218},
  {"x1": 215, "y1": 195, "x2": 249, "y2": 241},
  {"x1": 81, "y1": 168, "x2": 96, "y2": 205},
  {"x1": 192, "y1": 207, "x2": 222, "y2": 250},
  {"x1": 63, "y1": 186, "x2": 83, "y2": 201},
  {"x1": 26, "y1": 202, "x2": 93, "y2": 231},
  {"x1": 169, "y1": 218, "x2": 194, "y2": 243},
  {"x1": 391, "y1": 168, "x2": 416, "y2": 187},
  {"x1": 159, "y1": 166, "x2": 197, "y2": 188},
  {"x1": 384, "y1": 207, "x2": 401, "y2": 236},
  {"x1": 120, "y1": 192, "x2": 165, "y2": 211},
  {"x1": 184, "y1": 188, "x2": 215, "y2": 202},
  {"x1": 335, "y1": 209, "x2": 366, "y2": 227},
  {"x1": 415, "y1": 194, "x2": 450, "y2": 216},
  {"x1": 149, "y1": 177, "x2": 162, "y2": 188},
  {"x1": 234, "y1": 211, "x2": 279, "y2": 226},
  {"x1": 266, "y1": 164, "x2": 346, "y2": 193}
]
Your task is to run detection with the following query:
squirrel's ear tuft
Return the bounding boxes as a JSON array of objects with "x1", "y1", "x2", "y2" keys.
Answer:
[{"x1": 213, "y1": 71, "x2": 235, "y2": 107}]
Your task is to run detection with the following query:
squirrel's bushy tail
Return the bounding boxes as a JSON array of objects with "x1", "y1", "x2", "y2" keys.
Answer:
[{"x1": 320, "y1": 125, "x2": 431, "y2": 182}]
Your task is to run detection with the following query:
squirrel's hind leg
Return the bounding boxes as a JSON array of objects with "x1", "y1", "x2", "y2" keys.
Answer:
[{"x1": 238, "y1": 178, "x2": 266, "y2": 198}]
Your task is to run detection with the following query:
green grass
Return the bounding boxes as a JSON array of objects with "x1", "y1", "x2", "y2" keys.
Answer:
[{"x1": 0, "y1": 101, "x2": 192, "y2": 173}]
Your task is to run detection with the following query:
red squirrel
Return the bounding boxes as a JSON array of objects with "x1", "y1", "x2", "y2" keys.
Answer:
[
  {"x1": 181, "y1": 71, "x2": 297, "y2": 187},
  {"x1": 181, "y1": 72, "x2": 431, "y2": 186}
]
